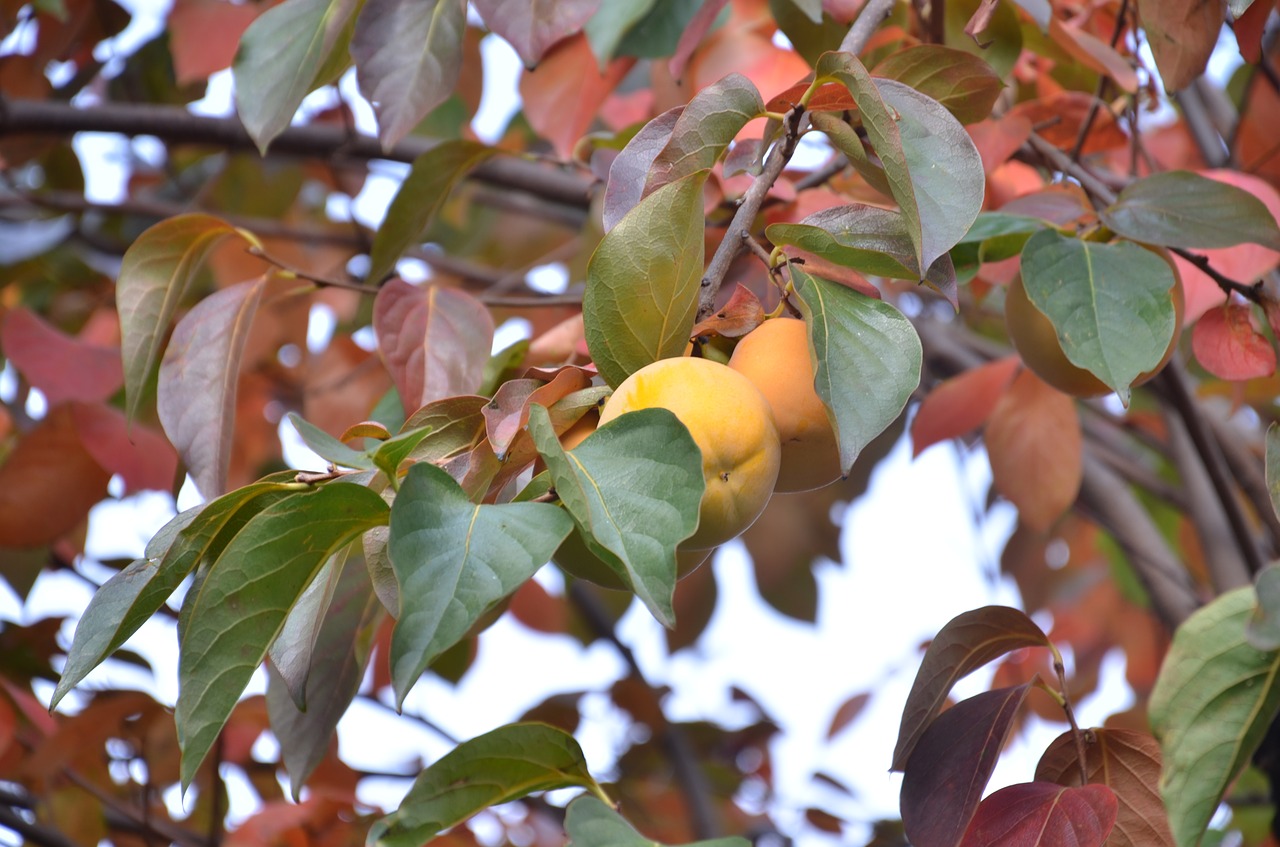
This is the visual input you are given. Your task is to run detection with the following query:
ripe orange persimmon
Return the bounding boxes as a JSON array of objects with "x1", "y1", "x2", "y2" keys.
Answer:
[
  {"x1": 598, "y1": 356, "x2": 781, "y2": 549},
  {"x1": 728, "y1": 317, "x2": 842, "y2": 492},
  {"x1": 1005, "y1": 252, "x2": 1185, "y2": 398}
]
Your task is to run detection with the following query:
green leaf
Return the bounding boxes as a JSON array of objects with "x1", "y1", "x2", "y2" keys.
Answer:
[
  {"x1": 769, "y1": 0, "x2": 845, "y2": 66},
  {"x1": 808, "y1": 111, "x2": 894, "y2": 198},
  {"x1": 371, "y1": 425, "x2": 434, "y2": 483},
  {"x1": 369, "y1": 722, "x2": 604, "y2": 847},
  {"x1": 267, "y1": 544, "x2": 383, "y2": 799},
  {"x1": 117, "y1": 214, "x2": 242, "y2": 423},
  {"x1": 366, "y1": 141, "x2": 496, "y2": 284},
  {"x1": 287, "y1": 411, "x2": 377, "y2": 470},
  {"x1": 1150, "y1": 587, "x2": 1280, "y2": 847},
  {"x1": 944, "y1": 0, "x2": 1022, "y2": 78},
  {"x1": 1019, "y1": 230, "x2": 1177, "y2": 405},
  {"x1": 790, "y1": 268, "x2": 922, "y2": 472},
  {"x1": 267, "y1": 547, "x2": 346, "y2": 708},
  {"x1": 53, "y1": 480, "x2": 299, "y2": 708},
  {"x1": 872, "y1": 45, "x2": 1004, "y2": 125},
  {"x1": 527, "y1": 404, "x2": 703, "y2": 628},
  {"x1": 351, "y1": 0, "x2": 466, "y2": 149},
  {"x1": 565, "y1": 795, "x2": 750, "y2": 847},
  {"x1": 584, "y1": 0, "x2": 656, "y2": 67},
  {"x1": 387, "y1": 462, "x2": 572, "y2": 706},
  {"x1": 584, "y1": 170, "x2": 708, "y2": 388},
  {"x1": 1100, "y1": 171, "x2": 1280, "y2": 251},
  {"x1": 1249, "y1": 564, "x2": 1280, "y2": 652},
  {"x1": 176, "y1": 483, "x2": 389, "y2": 788},
  {"x1": 232, "y1": 0, "x2": 360, "y2": 152},
  {"x1": 645, "y1": 73, "x2": 763, "y2": 193},
  {"x1": 767, "y1": 205, "x2": 920, "y2": 279},
  {"x1": 1267, "y1": 423, "x2": 1280, "y2": 525},
  {"x1": 614, "y1": 0, "x2": 703, "y2": 59}
]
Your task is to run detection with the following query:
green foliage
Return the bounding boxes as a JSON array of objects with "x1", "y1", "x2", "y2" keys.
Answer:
[{"x1": 1101, "y1": 170, "x2": 1280, "y2": 251}]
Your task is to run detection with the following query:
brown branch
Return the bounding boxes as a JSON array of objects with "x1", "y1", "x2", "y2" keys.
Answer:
[
  {"x1": 1203, "y1": 407, "x2": 1280, "y2": 557},
  {"x1": 0, "y1": 805, "x2": 82, "y2": 847}
]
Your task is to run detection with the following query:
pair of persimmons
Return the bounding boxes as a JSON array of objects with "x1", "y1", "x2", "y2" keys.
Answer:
[{"x1": 555, "y1": 259, "x2": 1184, "y2": 587}]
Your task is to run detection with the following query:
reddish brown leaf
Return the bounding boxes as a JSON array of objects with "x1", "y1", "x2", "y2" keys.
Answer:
[
  {"x1": 964, "y1": 0, "x2": 1001, "y2": 45},
  {"x1": 482, "y1": 367, "x2": 592, "y2": 458},
  {"x1": 373, "y1": 279, "x2": 495, "y2": 416},
  {"x1": 668, "y1": 0, "x2": 730, "y2": 79},
  {"x1": 689, "y1": 284, "x2": 766, "y2": 339},
  {"x1": 827, "y1": 692, "x2": 871, "y2": 739},
  {"x1": 303, "y1": 336, "x2": 395, "y2": 438},
  {"x1": 900, "y1": 683, "x2": 1035, "y2": 847},
  {"x1": 666, "y1": 554, "x2": 717, "y2": 653},
  {"x1": 985, "y1": 369, "x2": 1083, "y2": 532},
  {"x1": 472, "y1": 0, "x2": 599, "y2": 68},
  {"x1": 1234, "y1": 0, "x2": 1272, "y2": 63},
  {"x1": 1138, "y1": 0, "x2": 1223, "y2": 92},
  {"x1": 893, "y1": 606, "x2": 1049, "y2": 771},
  {"x1": 71, "y1": 402, "x2": 177, "y2": 494},
  {"x1": 507, "y1": 578, "x2": 567, "y2": 634},
  {"x1": 0, "y1": 307, "x2": 123, "y2": 406},
  {"x1": 520, "y1": 34, "x2": 633, "y2": 159},
  {"x1": 1047, "y1": 18, "x2": 1137, "y2": 93},
  {"x1": 341, "y1": 421, "x2": 391, "y2": 442},
  {"x1": 1035, "y1": 729, "x2": 1175, "y2": 847},
  {"x1": 765, "y1": 81, "x2": 859, "y2": 113},
  {"x1": 525, "y1": 312, "x2": 587, "y2": 367},
  {"x1": 167, "y1": 0, "x2": 261, "y2": 84},
  {"x1": 0, "y1": 405, "x2": 110, "y2": 548},
  {"x1": 959, "y1": 782, "x2": 1118, "y2": 847},
  {"x1": 968, "y1": 115, "x2": 1032, "y2": 173},
  {"x1": 1191, "y1": 302, "x2": 1277, "y2": 381},
  {"x1": 911, "y1": 356, "x2": 1019, "y2": 457}
]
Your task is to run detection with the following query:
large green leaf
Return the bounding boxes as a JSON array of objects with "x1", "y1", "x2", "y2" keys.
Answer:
[
  {"x1": 267, "y1": 543, "x2": 383, "y2": 798},
  {"x1": 52, "y1": 479, "x2": 300, "y2": 708},
  {"x1": 232, "y1": 0, "x2": 360, "y2": 152},
  {"x1": 790, "y1": 268, "x2": 922, "y2": 472},
  {"x1": 1100, "y1": 171, "x2": 1280, "y2": 251},
  {"x1": 1150, "y1": 587, "x2": 1280, "y2": 847},
  {"x1": 1019, "y1": 230, "x2": 1177, "y2": 405},
  {"x1": 767, "y1": 205, "x2": 920, "y2": 279},
  {"x1": 645, "y1": 73, "x2": 763, "y2": 193},
  {"x1": 116, "y1": 214, "x2": 243, "y2": 423},
  {"x1": 871, "y1": 45, "x2": 1003, "y2": 125},
  {"x1": 584, "y1": 0, "x2": 656, "y2": 66},
  {"x1": 527, "y1": 404, "x2": 703, "y2": 628},
  {"x1": 565, "y1": 795, "x2": 750, "y2": 847},
  {"x1": 176, "y1": 483, "x2": 389, "y2": 788},
  {"x1": 387, "y1": 462, "x2": 572, "y2": 706},
  {"x1": 368, "y1": 722, "x2": 606, "y2": 847},
  {"x1": 366, "y1": 141, "x2": 496, "y2": 284},
  {"x1": 351, "y1": 0, "x2": 466, "y2": 149},
  {"x1": 584, "y1": 170, "x2": 708, "y2": 388}
]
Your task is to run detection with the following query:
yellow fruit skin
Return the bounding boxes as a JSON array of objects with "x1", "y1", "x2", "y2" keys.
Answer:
[
  {"x1": 1005, "y1": 256, "x2": 1185, "y2": 398},
  {"x1": 599, "y1": 357, "x2": 781, "y2": 549},
  {"x1": 728, "y1": 318, "x2": 842, "y2": 492}
]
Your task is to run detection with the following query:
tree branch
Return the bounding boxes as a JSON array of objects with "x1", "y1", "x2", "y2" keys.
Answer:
[{"x1": 839, "y1": 0, "x2": 899, "y2": 55}]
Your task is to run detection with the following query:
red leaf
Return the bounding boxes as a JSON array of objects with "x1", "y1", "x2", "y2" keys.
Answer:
[
  {"x1": 0, "y1": 307, "x2": 123, "y2": 406},
  {"x1": 667, "y1": 0, "x2": 728, "y2": 80},
  {"x1": 472, "y1": 0, "x2": 599, "y2": 68},
  {"x1": 519, "y1": 34, "x2": 633, "y2": 159},
  {"x1": 960, "y1": 782, "x2": 1118, "y2": 847},
  {"x1": 901, "y1": 683, "x2": 1035, "y2": 847},
  {"x1": 167, "y1": 0, "x2": 261, "y2": 84},
  {"x1": 482, "y1": 367, "x2": 592, "y2": 458},
  {"x1": 1191, "y1": 302, "x2": 1277, "y2": 381},
  {"x1": 373, "y1": 280, "x2": 495, "y2": 416},
  {"x1": 985, "y1": 369, "x2": 1082, "y2": 532},
  {"x1": 827, "y1": 692, "x2": 871, "y2": 739},
  {"x1": 71, "y1": 402, "x2": 177, "y2": 494},
  {"x1": 911, "y1": 356, "x2": 1019, "y2": 457},
  {"x1": 893, "y1": 606, "x2": 1049, "y2": 771},
  {"x1": 689, "y1": 284, "x2": 766, "y2": 339},
  {"x1": 1138, "y1": 0, "x2": 1223, "y2": 92}
]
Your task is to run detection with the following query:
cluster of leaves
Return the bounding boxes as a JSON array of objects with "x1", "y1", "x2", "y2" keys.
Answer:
[{"x1": 3, "y1": 0, "x2": 1280, "y2": 846}]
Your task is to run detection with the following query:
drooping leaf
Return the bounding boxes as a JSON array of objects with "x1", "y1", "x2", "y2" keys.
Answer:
[
  {"x1": 520, "y1": 33, "x2": 633, "y2": 158},
  {"x1": 1252, "y1": 564, "x2": 1280, "y2": 653},
  {"x1": 565, "y1": 795, "x2": 750, "y2": 847},
  {"x1": 603, "y1": 107, "x2": 682, "y2": 232},
  {"x1": 351, "y1": 0, "x2": 466, "y2": 149},
  {"x1": 267, "y1": 548, "x2": 345, "y2": 708},
  {"x1": 644, "y1": 73, "x2": 763, "y2": 194},
  {"x1": 1035, "y1": 728, "x2": 1175, "y2": 847},
  {"x1": 872, "y1": 45, "x2": 1003, "y2": 125},
  {"x1": 368, "y1": 722, "x2": 604, "y2": 847},
  {"x1": 892, "y1": 605, "x2": 1048, "y2": 771},
  {"x1": 528, "y1": 403, "x2": 702, "y2": 627},
  {"x1": 232, "y1": 0, "x2": 359, "y2": 151},
  {"x1": 158, "y1": 277, "x2": 265, "y2": 499},
  {"x1": 176, "y1": 483, "x2": 389, "y2": 788},
  {"x1": 689, "y1": 284, "x2": 766, "y2": 339},
  {"x1": 1101, "y1": 171, "x2": 1280, "y2": 251},
  {"x1": 584, "y1": 170, "x2": 707, "y2": 388},
  {"x1": 767, "y1": 205, "x2": 920, "y2": 279},
  {"x1": 1149, "y1": 587, "x2": 1280, "y2": 847},
  {"x1": 0, "y1": 308, "x2": 123, "y2": 405},
  {"x1": 53, "y1": 479, "x2": 299, "y2": 708},
  {"x1": 287, "y1": 411, "x2": 377, "y2": 470},
  {"x1": 960, "y1": 782, "x2": 1117, "y2": 847},
  {"x1": 1020, "y1": 230, "x2": 1178, "y2": 404},
  {"x1": 1191, "y1": 302, "x2": 1277, "y2": 382},
  {"x1": 373, "y1": 280, "x2": 495, "y2": 414},
  {"x1": 1137, "y1": 0, "x2": 1223, "y2": 92},
  {"x1": 365, "y1": 141, "x2": 496, "y2": 284},
  {"x1": 790, "y1": 268, "x2": 922, "y2": 473},
  {"x1": 370, "y1": 425, "x2": 434, "y2": 482},
  {"x1": 900, "y1": 684, "x2": 1035, "y2": 847},
  {"x1": 945, "y1": 0, "x2": 1023, "y2": 77},
  {"x1": 116, "y1": 214, "x2": 243, "y2": 423},
  {"x1": 985, "y1": 368, "x2": 1082, "y2": 532},
  {"x1": 267, "y1": 544, "x2": 383, "y2": 798},
  {"x1": 472, "y1": 0, "x2": 599, "y2": 67},
  {"x1": 911, "y1": 356, "x2": 1020, "y2": 456},
  {"x1": 387, "y1": 462, "x2": 572, "y2": 706}
]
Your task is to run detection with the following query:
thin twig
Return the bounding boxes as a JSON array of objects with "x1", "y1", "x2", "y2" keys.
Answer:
[{"x1": 838, "y1": 0, "x2": 898, "y2": 54}]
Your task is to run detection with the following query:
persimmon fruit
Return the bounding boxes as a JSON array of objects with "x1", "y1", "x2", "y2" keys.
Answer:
[
  {"x1": 598, "y1": 356, "x2": 781, "y2": 549},
  {"x1": 728, "y1": 317, "x2": 842, "y2": 492}
]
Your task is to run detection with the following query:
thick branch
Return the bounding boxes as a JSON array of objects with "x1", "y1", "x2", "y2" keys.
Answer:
[{"x1": 838, "y1": 0, "x2": 899, "y2": 55}]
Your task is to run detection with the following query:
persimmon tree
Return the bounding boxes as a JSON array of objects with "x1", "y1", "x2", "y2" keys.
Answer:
[{"x1": 3, "y1": 0, "x2": 1280, "y2": 845}]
